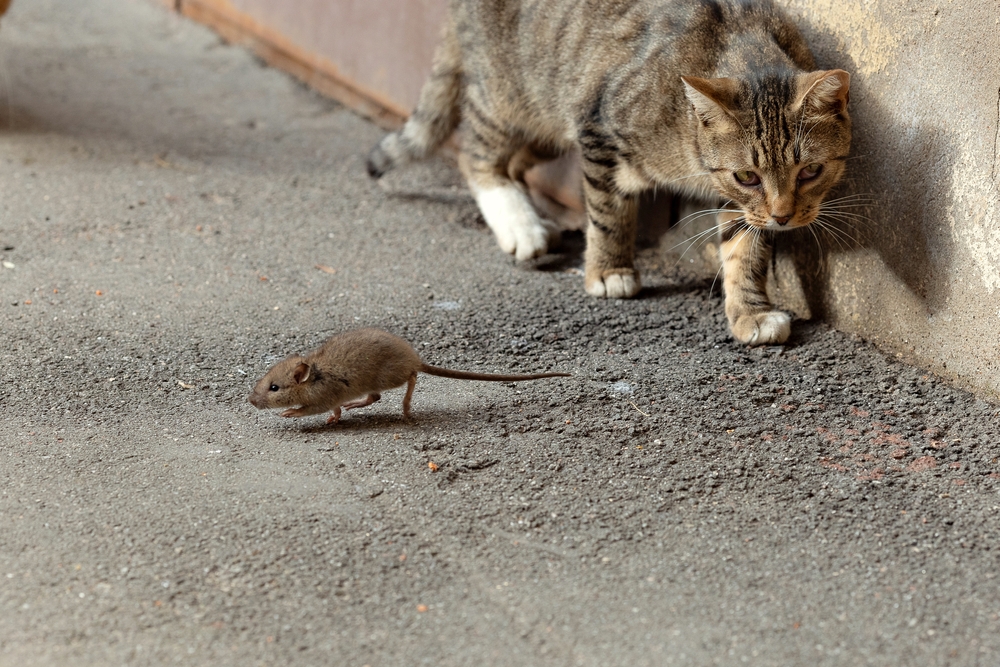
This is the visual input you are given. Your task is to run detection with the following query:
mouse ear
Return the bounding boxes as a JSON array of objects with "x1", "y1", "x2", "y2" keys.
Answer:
[{"x1": 292, "y1": 362, "x2": 311, "y2": 384}]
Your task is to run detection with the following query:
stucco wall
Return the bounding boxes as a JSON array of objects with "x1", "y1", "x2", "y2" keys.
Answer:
[
  {"x1": 779, "y1": 0, "x2": 1000, "y2": 397},
  {"x1": 175, "y1": 0, "x2": 1000, "y2": 398}
]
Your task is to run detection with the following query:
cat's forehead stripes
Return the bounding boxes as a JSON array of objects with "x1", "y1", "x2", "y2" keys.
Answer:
[{"x1": 745, "y1": 76, "x2": 796, "y2": 169}]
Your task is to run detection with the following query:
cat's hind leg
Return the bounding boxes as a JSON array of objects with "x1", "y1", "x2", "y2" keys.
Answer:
[
  {"x1": 367, "y1": 18, "x2": 462, "y2": 178},
  {"x1": 459, "y1": 100, "x2": 559, "y2": 261},
  {"x1": 718, "y1": 214, "x2": 790, "y2": 345}
]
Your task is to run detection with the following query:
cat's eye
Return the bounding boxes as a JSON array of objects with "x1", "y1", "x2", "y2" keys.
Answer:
[
  {"x1": 269, "y1": 384, "x2": 279, "y2": 392},
  {"x1": 733, "y1": 170, "x2": 761, "y2": 187},
  {"x1": 798, "y1": 163, "x2": 823, "y2": 181}
]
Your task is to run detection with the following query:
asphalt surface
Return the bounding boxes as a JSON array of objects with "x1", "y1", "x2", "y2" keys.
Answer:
[{"x1": 2, "y1": 1, "x2": 1000, "y2": 666}]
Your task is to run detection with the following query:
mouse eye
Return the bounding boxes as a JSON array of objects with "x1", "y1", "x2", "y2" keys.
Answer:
[{"x1": 269, "y1": 384, "x2": 279, "y2": 392}]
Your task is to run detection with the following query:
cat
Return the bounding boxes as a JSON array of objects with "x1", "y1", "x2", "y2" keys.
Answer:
[{"x1": 367, "y1": 0, "x2": 851, "y2": 345}]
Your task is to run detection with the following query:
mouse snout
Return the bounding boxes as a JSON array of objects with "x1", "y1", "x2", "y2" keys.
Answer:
[{"x1": 248, "y1": 392, "x2": 264, "y2": 408}]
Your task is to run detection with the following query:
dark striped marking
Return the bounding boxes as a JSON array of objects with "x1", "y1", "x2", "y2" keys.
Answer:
[
  {"x1": 464, "y1": 102, "x2": 506, "y2": 138},
  {"x1": 590, "y1": 219, "x2": 613, "y2": 234}
]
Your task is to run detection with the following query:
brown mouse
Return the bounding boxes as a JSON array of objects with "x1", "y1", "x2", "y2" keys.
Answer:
[{"x1": 248, "y1": 328, "x2": 570, "y2": 423}]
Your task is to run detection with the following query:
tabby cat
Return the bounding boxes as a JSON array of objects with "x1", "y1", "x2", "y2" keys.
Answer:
[{"x1": 367, "y1": 0, "x2": 851, "y2": 345}]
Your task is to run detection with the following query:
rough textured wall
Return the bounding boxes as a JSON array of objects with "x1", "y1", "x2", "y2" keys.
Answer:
[{"x1": 779, "y1": 0, "x2": 1000, "y2": 397}]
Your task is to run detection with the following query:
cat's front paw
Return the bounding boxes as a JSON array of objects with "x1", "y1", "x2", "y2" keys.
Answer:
[
  {"x1": 730, "y1": 311, "x2": 791, "y2": 345},
  {"x1": 584, "y1": 268, "x2": 641, "y2": 299}
]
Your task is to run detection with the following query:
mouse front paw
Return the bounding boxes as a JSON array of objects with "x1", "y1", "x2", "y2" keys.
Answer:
[{"x1": 280, "y1": 408, "x2": 306, "y2": 418}]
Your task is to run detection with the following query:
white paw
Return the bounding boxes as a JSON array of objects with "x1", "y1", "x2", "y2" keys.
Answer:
[
  {"x1": 737, "y1": 311, "x2": 791, "y2": 345},
  {"x1": 585, "y1": 271, "x2": 641, "y2": 299},
  {"x1": 472, "y1": 185, "x2": 551, "y2": 260}
]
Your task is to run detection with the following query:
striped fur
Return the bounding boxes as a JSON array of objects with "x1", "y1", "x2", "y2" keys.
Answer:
[{"x1": 367, "y1": 0, "x2": 852, "y2": 344}]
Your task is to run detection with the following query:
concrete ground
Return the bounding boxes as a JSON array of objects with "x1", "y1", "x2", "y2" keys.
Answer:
[{"x1": 2, "y1": 1, "x2": 1000, "y2": 666}]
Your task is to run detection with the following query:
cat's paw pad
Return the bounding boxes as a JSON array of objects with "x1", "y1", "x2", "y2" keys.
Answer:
[
  {"x1": 731, "y1": 311, "x2": 791, "y2": 345},
  {"x1": 584, "y1": 269, "x2": 641, "y2": 299}
]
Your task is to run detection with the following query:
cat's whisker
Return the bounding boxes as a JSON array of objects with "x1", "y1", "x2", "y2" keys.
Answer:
[
  {"x1": 822, "y1": 192, "x2": 877, "y2": 204},
  {"x1": 828, "y1": 195, "x2": 876, "y2": 201},
  {"x1": 816, "y1": 210, "x2": 875, "y2": 229},
  {"x1": 669, "y1": 221, "x2": 726, "y2": 255},
  {"x1": 811, "y1": 217, "x2": 863, "y2": 249},
  {"x1": 817, "y1": 209, "x2": 874, "y2": 224},
  {"x1": 817, "y1": 203, "x2": 876, "y2": 222},
  {"x1": 805, "y1": 223, "x2": 826, "y2": 255},
  {"x1": 671, "y1": 214, "x2": 748, "y2": 267},
  {"x1": 810, "y1": 221, "x2": 859, "y2": 252},
  {"x1": 674, "y1": 207, "x2": 731, "y2": 229},
  {"x1": 820, "y1": 205, "x2": 877, "y2": 214},
  {"x1": 819, "y1": 218, "x2": 873, "y2": 233},
  {"x1": 686, "y1": 213, "x2": 744, "y2": 241}
]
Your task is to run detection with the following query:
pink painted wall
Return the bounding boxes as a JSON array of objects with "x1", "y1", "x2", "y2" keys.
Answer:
[{"x1": 226, "y1": 0, "x2": 447, "y2": 112}]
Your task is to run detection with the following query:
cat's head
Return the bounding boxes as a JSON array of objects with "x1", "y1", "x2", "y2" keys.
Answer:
[{"x1": 682, "y1": 70, "x2": 851, "y2": 230}]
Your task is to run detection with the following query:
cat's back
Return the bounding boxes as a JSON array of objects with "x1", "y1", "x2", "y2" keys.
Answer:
[{"x1": 452, "y1": 0, "x2": 811, "y2": 72}]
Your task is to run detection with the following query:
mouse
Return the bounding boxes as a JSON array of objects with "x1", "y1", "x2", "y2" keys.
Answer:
[{"x1": 248, "y1": 328, "x2": 570, "y2": 423}]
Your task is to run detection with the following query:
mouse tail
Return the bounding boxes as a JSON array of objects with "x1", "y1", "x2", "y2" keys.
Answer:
[{"x1": 420, "y1": 363, "x2": 570, "y2": 382}]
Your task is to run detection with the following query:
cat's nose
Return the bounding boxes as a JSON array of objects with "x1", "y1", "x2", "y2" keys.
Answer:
[{"x1": 771, "y1": 214, "x2": 792, "y2": 226}]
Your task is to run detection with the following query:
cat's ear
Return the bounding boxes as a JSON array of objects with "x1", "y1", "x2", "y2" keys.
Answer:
[
  {"x1": 794, "y1": 69, "x2": 851, "y2": 117},
  {"x1": 681, "y1": 76, "x2": 741, "y2": 126}
]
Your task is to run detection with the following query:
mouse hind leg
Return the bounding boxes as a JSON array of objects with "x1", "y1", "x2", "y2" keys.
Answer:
[
  {"x1": 402, "y1": 373, "x2": 417, "y2": 418},
  {"x1": 324, "y1": 406, "x2": 344, "y2": 425},
  {"x1": 341, "y1": 393, "x2": 382, "y2": 411}
]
